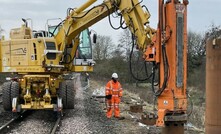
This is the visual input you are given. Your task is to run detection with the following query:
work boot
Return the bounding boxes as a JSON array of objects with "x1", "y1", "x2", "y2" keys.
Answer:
[
  {"x1": 114, "y1": 116, "x2": 125, "y2": 120},
  {"x1": 107, "y1": 116, "x2": 111, "y2": 119}
]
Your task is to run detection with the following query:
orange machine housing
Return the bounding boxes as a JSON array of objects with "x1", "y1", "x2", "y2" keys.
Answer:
[{"x1": 145, "y1": 0, "x2": 188, "y2": 127}]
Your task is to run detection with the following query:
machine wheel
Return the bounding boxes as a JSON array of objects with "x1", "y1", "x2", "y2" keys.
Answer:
[
  {"x1": 66, "y1": 81, "x2": 75, "y2": 109},
  {"x1": 59, "y1": 80, "x2": 75, "y2": 109},
  {"x1": 11, "y1": 81, "x2": 20, "y2": 104},
  {"x1": 2, "y1": 81, "x2": 20, "y2": 111},
  {"x1": 2, "y1": 82, "x2": 12, "y2": 111}
]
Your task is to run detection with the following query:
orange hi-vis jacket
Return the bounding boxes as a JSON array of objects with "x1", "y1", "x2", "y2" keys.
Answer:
[{"x1": 105, "y1": 80, "x2": 122, "y2": 97}]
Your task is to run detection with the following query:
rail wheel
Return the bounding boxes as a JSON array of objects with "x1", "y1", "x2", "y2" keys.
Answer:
[{"x1": 59, "y1": 80, "x2": 75, "y2": 109}]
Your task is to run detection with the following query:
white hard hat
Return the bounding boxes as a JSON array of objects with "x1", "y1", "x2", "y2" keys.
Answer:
[{"x1": 112, "y1": 73, "x2": 118, "y2": 79}]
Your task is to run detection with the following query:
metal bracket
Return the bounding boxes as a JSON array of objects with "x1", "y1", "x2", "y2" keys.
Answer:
[
  {"x1": 164, "y1": 114, "x2": 187, "y2": 122},
  {"x1": 57, "y1": 97, "x2": 63, "y2": 111},
  {"x1": 12, "y1": 98, "x2": 17, "y2": 112}
]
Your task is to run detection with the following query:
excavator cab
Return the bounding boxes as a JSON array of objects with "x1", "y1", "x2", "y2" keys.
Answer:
[
  {"x1": 75, "y1": 29, "x2": 92, "y2": 60},
  {"x1": 48, "y1": 25, "x2": 59, "y2": 37},
  {"x1": 44, "y1": 18, "x2": 94, "y2": 72},
  {"x1": 45, "y1": 18, "x2": 63, "y2": 38},
  {"x1": 72, "y1": 29, "x2": 95, "y2": 72}
]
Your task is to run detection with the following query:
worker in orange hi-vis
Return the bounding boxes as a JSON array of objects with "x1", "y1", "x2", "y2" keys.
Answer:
[{"x1": 105, "y1": 73, "x2": 123, "y2": 119}]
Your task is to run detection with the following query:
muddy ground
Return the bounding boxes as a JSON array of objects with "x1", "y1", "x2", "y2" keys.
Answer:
[{"x1": 86, "y1": 77, "x2": 205, "y2": 134}]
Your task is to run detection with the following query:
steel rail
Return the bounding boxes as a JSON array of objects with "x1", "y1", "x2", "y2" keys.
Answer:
[
  {"x1": 0, "y1": 110, "x2": 28, "y2": 133},
  {"x1": 0, "y1": 93, "x2": 2, "y2": 104},
  {"x1": 50, "y1": 116, "x2": 61, "y2": 134}
]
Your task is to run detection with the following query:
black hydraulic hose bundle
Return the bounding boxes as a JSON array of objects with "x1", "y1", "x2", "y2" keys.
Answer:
[
  {"x1": 129, "y1": 31, "x2": 153, "y2": 81},
  {"x1": 67, "y1": 8, "x2": 74, "y2": 16},
  {"x1": 150, "y1": 0, "x2": 169, "y2": 97},
  {"x1": 142, "y1": 5, "x2": 150, "y2": 16},
  {"x1": 151, "y1": 44, "x2": 169, "y2": 97},
  {"x1": 101, "y1": 1, "x2": 153, "y2": 81},
  {"x1": 63, "y1": 49, "x2": 72, "y2": 64},
  {"x1": 102, "y1": 3, "x2": 127, "y2": 30},
  {"x1": 51, "y1": 20, "x2": 65, "y2": 36}
]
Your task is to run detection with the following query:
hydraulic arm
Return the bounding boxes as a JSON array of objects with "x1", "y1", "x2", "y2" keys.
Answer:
[{"x1": 54, "y1": 0, "x2": 155, "y2": 70}]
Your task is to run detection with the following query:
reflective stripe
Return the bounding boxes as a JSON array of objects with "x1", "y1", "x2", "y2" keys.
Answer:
[
  {"x1": 112, "y1": 91, "x2": 118, "y2": 95},
  {"x1": 108, "y1": 81, "x2": 123, "y2": 97}
]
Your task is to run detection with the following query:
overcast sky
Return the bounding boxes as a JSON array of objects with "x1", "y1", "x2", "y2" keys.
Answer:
[{"x1": 0, "y1": 0, "x2": 220, "y2": 43}]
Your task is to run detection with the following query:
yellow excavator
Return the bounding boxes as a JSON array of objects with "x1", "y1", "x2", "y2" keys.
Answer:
[{"x1": 0, "y1": 0, "x2": 189, "y2": 133}]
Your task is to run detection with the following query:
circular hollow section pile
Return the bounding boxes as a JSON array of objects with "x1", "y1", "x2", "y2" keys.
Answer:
[{"x1": 206, "y1": 38, "x2": 221, "y2": 134}]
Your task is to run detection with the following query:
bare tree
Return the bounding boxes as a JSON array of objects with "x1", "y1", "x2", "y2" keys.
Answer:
[
  {"x1": 187, "y1": 24, "x2": 221, "y2": 71},
  {"x1": 187, "y1": 30, "x2": 204, "y2": 77},
  {"x1": 118, "y1": 28, "x2": 132, "y2": 61},
  {"x1": 188, "y1": 30, "x2": 203, "y2": 57},
  {"x1": 92, "y1": 35, "x2": 114, "y2": 61},
  {"x1": 186, "y1": 27, "x2": 221, "y2": 88},
  {"x1": 203, "y1": 23, "x2": 221, "y2": 45}
]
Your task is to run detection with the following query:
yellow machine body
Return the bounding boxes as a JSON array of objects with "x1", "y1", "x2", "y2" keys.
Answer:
[
  {"x1": 1, "y1": 38, "x2": 58, "y2": 73},
  {"x1": 20, "y1": 75, "x2": 60, "y2": 110}
]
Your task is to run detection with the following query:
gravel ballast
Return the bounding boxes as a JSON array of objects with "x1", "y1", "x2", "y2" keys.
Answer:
[{"x1": 57, "y1": 76, "x2": 155, "y2": 134}]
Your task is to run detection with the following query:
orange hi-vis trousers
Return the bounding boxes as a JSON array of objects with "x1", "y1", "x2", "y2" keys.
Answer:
[
  {"x1": 105, "y1": 80, "x2": 122, "y2": 118},
  {"x1": 106, "y1": 97, "x2": 121, "y2": 118}
]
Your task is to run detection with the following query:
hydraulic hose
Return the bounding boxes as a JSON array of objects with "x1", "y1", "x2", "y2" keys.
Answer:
[
  {"x1": 151, "y1": 44, "x2": 169, "y2": 96},
  {"x1": 129, "y1": 32, "x2": 153, "y2": 81}
]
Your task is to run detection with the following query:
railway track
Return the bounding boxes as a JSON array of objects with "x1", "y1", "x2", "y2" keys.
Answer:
[
  {"x1": 0, "y1": 110, "x2": 30, "y2": 133},
  {"x1": 0, "y1": 90, "x2": 61, "y2": 133},
  {"x1": 0, "y1": 92, "x2": 2, "y2": 105},
  {"x1": 50, "y1": 116, "x2": 61, "y2": 134},
  {"x1": 0, "y1": 110, "x2": 61, "y2": 134}
]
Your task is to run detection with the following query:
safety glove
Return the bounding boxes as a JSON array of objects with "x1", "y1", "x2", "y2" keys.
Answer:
[{"x1": 105, "y1": 94, "x2": 112, "y2": 100}]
